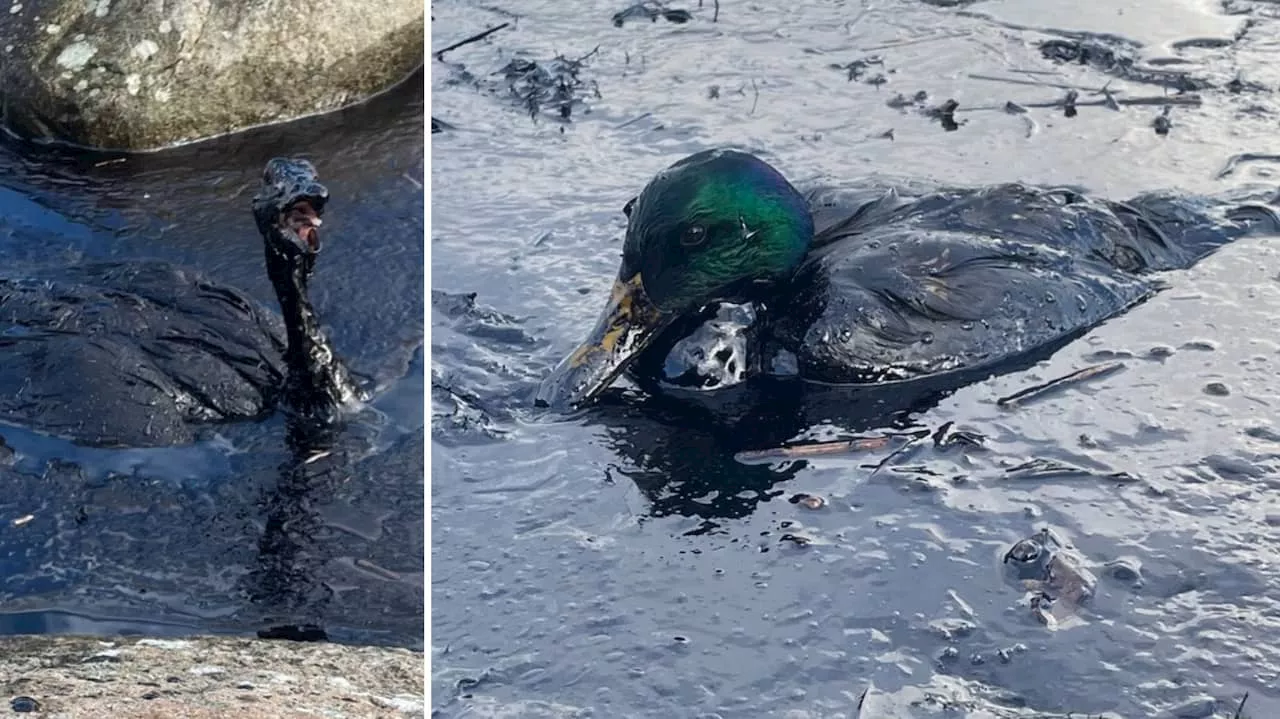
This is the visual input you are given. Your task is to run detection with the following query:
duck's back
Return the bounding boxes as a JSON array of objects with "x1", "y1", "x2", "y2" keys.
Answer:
[
  {"x1": 0, "y1": 261, "x2": 286, "y2": 447},
  {"x1": 770, "y1": 183, "x2": 1280, "y2": 385}
]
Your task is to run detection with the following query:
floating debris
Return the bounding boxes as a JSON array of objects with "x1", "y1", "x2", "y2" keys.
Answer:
[
  {"x1": 788, "y1": 493, "x2": 827, "y2": 510},
  {"x1": 434, "y1": 22, "x2": 511, "y2": 62},
  {"x1": 926, "y1": 98, "x2": 962, "y2": 131},
  {"x1": 1153, "y1": 105, "x2": 1172, "y2": 136},
  {"x1": 612, "y1": 1, "x2": 693, "y2": 27},
  {"x1": 735, "y1": 435, "x2": 891, "y2": 462},
  {"x1": 1233, "y1": 693, "x2": 1250, "y2": 719},
  {"x1": 494, "y1": 48, "x2": 602, "y2": 122},
  {"x1": 996, "y1": 361, "x2": 1125, "y2": 408},
  {"x1": 1003, "y1": 457, "x2": 1137, "y2": 482},
  {"x1": 828, "y1": 55, "x2": 886, "y2": 83},
  {"x1": 1203, "y1": 381, "x2": 1230, "y2": 396},
  {"x1": 11, "y1": 514, "x2": 34, "y2": 527},
  {"x1": 1061, "y1": 89, "x2": 1078, "y2": 118},
  {"x1": 779, "y1": 533, "x2": 813, "y2": 547},
  {"x1": 1213, "y1": 151, "x2": 1280, "y2": 180},
  {"x1": 1004, "y1": 458, "x2": 1092, "y2": 481},
  {"x1": 886, "y1": 90, "x2": 929, "y2": 110},
  {"x1": 1098, "y1": 84, "x2": 1121, "y2": 111},
  {"x1": 1003, "y1": 527, "x2": 1097, "y2": 629},
  {"x1": 303, "y1": 450, "x2": 333, "y2": 465},
  {"x1": 1038, "y1": 38, "x2": 1204, "y2": 92},
  {"x1": 931, "y1": 421, "x2": 986, "y2": 449}
]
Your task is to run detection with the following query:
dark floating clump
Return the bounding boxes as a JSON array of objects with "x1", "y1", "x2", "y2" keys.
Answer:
[
  {"x1": 1203, "y1": 381, "x2": 1229, "y2": 396},
  {"x1": 1153, "y1": 105, "x2": 1173, "y2": 136},
  {"x1": 886, "y1": 90, "x2": 929, "y2": 110},
  {"x1": 495, "y1": 48, "x2": 602, "y2": 122},
  {"x1": 1226, "y1": 74, "x2": 1267, "y2": 94},
  {"x1": 431, "y1": 117, "x2": 455, "y2": 133},
  {"x1": 1061, "y1": 89, "x2": 1078, "y2": 117},
  {"x1": 612, "y1": 1, "x2": 693, "y2": 27},
  {"x1": 788, "y1": 492, "x2": 827, "y2": 509},
  {"x1": 1038, "y1": 37, "x2": 1205, "y2": 92},
  {"x1": 926, "y1": 98, "x2": 963, "y2": 131},
  {"x1": 828, "y1": 55, "x2": 889, "y2": 84}
]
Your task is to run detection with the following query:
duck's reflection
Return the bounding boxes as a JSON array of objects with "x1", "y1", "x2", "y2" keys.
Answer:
[
  {"x1": 569, "y1": 331, "x2": 1084, "y2": 526},
  {"x1": 578, "y1": 376, "x2": 950, "y2": 525},
  {"x1": 242, "y1": 417, "x2": 343, "y2": 641}
]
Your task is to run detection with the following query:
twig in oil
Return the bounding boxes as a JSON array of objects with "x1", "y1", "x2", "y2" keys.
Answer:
[
  {"x1": 1215, "y1": 152, "x2": 1280, "y2": 180},
  {"x1": 866, "y1": 431, "x2": 930, "y2": 475},
  {"x1": 967, "y1": 73, "x2": 1107, "y2": 92},
  {"x1": 958, "y1": 94, "x2": 1201, "y2": 113},
  {"x1": 434, "y1": 22, "x2": 511, "y2": 61},
  {"x1": 1234, "y1": 691, "x2": 1249, "y2": 719},
  {"x1": 860, "y1": 30, "x2": 970, "y2": 52},
  {"x1": 997, "y1": 361, "x2": 1126, "y2": 408},
  {"x1": 734, "y1": 435, "x2": 891, "y2": 463},
  {"x1": 616, "y1": 112, "x2": 653, "y2": 129}
]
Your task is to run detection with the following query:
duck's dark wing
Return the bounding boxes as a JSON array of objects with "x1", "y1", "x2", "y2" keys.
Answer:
[
  {"x1": 773, "y1": 183, "x2": 1279, "y2": 384},
  {"x1": 773, "y1": 226, "x2": 1155, "y2": 383},
  {"x1": 0, "y1": 261, "x2": 286, "y2": 447}
]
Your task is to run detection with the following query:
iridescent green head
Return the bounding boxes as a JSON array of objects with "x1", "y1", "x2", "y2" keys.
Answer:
[
  {"x1": 537, "y1": 149, "x2": 814, "y2": 410},
  {"x1": 619, "y1": 149, "x2": 816, "y2": 313}
]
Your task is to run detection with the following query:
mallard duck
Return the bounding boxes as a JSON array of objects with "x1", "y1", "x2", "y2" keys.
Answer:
[{"x1": 536, "y1": 148, "x2": 1279, "y2": 410}]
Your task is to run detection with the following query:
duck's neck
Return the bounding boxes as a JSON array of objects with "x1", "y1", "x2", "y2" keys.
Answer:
[{"x1": 266, "y1": 249, "x2": 361, "y2": 420}]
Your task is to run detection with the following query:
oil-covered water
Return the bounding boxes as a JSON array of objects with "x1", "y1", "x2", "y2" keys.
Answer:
[
  {"x1": 432, "y1": 0, "x2": 1280, "y2": 715},
  {"x1": 0, "y1": 73, "x2": 425, "y2": 648}
]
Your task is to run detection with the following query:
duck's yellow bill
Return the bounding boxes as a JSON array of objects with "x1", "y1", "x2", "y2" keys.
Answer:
[{"x1": 536, "y1": 272, "x2": 674, "y2": 410}]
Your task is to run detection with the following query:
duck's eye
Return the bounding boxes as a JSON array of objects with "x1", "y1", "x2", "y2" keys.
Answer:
[
  {"x1": 623, "y1": 197, "x2": 636, "y2": 218},
  {"x1": 681, "y1": 225, "x2": 707, "y2": 247}
]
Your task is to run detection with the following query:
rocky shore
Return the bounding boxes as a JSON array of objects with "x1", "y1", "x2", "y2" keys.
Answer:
[{"x1": 1, "y1": 635, "x2": 424, "y2": 718}]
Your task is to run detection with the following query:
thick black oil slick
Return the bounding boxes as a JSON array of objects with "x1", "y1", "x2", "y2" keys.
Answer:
[{"x1": 0, "y1": 71, "x2": 424, "y2": 648}]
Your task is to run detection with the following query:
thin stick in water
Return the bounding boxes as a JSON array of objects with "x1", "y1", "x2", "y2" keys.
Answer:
[
  {"x1": 997, "y1": 361, "x2": 1126, "y2": 408},
  {"x1": 967, "y1": 73, "x2": 1106, "y2": 92},
  {"x1": 958, "y1": 94, "x2": 1202, "y2": 113},
  {"x1": 735, "y1": 435, "x2": 891, "y2": 463},
  {"x1": 1216, "y1": 152, "x2": 1280, "y2": 180},
  {"x1": 616, "y1": 112, "x2": 653, "y2": 129},
  {"x1": 434, "y1": 22, "x2": 512, "y2": 61},
  {"x1": 1234, "y1": 692, "x2": 1249, "y2": 719},
  {"x1": 749, "y1": 78, "x2": 759, "y2": 116}
]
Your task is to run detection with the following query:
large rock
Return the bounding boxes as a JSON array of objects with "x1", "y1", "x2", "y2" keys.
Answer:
[
  {"x1": 0, "y1": 0, "x2": 423, "y2": 151},
  {"x1": 0, "y1": 634, "x2": 424, "y2": 718}
]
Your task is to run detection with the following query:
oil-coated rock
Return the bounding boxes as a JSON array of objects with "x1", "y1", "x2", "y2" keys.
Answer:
[{"x1": 0, "y1": 0, "x2": 424, "y2": 150}]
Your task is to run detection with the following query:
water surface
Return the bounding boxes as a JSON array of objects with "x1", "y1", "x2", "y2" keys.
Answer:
[
  {"x1": 0, "y1": 72, "x2": 426, "y2": 649},
  {"x1": 432, "y1": 1, "x2": 1280, "y2": 715}
]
